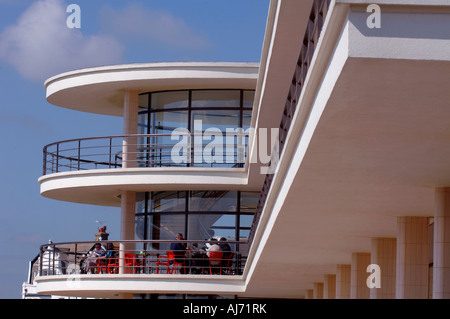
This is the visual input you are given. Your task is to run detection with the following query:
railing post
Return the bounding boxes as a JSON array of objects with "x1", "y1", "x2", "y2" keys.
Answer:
[
  {"x1": 77, "y1": 140, "x2": 81, "y2": 170},
  {"x1": 109, "y1": 137, "x2": 112, "y2": 168},
  {"x1": 56, "y1": 144, "x2": 59, "y2": 173},
  {"x1": 39, "y1": 246, "x2": 43, "y2": 277},
  {"x1": 43, "y1": 146, "x2": 47, "y2": 175}
]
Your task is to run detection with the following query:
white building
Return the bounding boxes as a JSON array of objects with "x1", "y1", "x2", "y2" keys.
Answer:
[{"x1": 30, "y1": 0, "x2": 450, "y2": 299}]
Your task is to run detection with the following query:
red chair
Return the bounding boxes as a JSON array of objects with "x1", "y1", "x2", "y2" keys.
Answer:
[
  {"x1": 223, "y1": 252, "x2": 234, "y2": 275},
  {"x1": 96, "y1": 257, "x2": 108, "y2": 274},
  {"x1": 155, "y1": 253, "x2": 170, "y2": 274},
  {"x1": 124, "y1": 254, "x2": 136, "y2": 273},
  {"x1": 208, "y1": 251, "x2": 223, "y2": 275},
  {"x1": 107, "y1": 257, "x2": 118, "y2": 274},
  {"x1": 167, "y1": 250, "x2": 185, "y2": 274}
]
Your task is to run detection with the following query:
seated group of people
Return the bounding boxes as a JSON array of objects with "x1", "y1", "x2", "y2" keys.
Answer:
[
  {"x1": 80, "y1": 234, "x2": 234, "y2": 275},
  {"x1": 170, "y1": 233, "x2": 233, "y2": 274},
  {"x1": 82, "y1": 242, "x2": 117, "y2": 274}
]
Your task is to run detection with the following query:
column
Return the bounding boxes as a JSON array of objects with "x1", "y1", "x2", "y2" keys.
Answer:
[
  {"x1": 336, "y1": 264, "x2": 351, "y2": 299},
  {"x1": 434, "y1": 188, "x2": 450, "y2": 299},
  {"x1": 122, "y1": 90, "x2": 139, "y2": 168},
  {"x1": 324, "y1": 274, "x2": 336, "y2": 299},
  {"x1": 370, "y1": 238, "x2": 396, "y2": 299},
  {"x1": 305, "y1": 289, "x2": 313, "y2": 299},
  {"x1": 313, "y1": 282, "x2": 323, "y2": 299},
  {"x1": 351, "y1": 252, "x2": 371, "y2": 299},
  {"x1": 396, "y1": 216, "x2": 429, "y2": 299},
  {"x1": 119, "y1": 91, "x2": 139, "y2": 275}
]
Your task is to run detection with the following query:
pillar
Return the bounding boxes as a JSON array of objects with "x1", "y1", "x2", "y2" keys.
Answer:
[
  {"x1": 305, "y1": 289, "x2": 313, "y2": 299},
  {"x1": 122, "y1": 90, "x2": 139, "y2": 168},
  {"x1": 396, "y1": 216, "x2": 429, "y2": 299},
  {"x1": 434, "y1": 188, "x2": 450, "y2": 299},
  {"x1": 324, "y1": 274, "x2": 336, "y2": 299},
  {"x1": 119, "y1": 91, "x2": 139, "y2": 274},
  {"x1": 313, "y1": 282, "x2": 323, "y2": 299},
  {"x1": 336, "y1": 264, "x2": 351, "y2": 299},
  {"x1": 351, "y1": 252, "x2": 371, "y2": 299},
  {"x1": 370, "y1": 238, "x2": 396, "y2": 299}
]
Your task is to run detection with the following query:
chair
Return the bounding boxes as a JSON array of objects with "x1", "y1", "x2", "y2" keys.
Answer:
[
  {"x1": 223, "y1": 252, "x2": 234, "y2": 275},
  {"x1": 167, "y1": 250, "x2": 185, "y2": 274},
  {"x1": 208, "y1": 251, "x2": 223, "y2": 275},
  {"x1": 107, "y1": 257, "x2": 118, "y2": 274},
  {"x1": 96, "y1": 257, "x2": 108, "y2": 274},
  {"x1": 155, "y1": 253, "x2": 170, "y2": 274},
  {"x1": 124, "y1": 254, "x2": 136, "y2": 273}
]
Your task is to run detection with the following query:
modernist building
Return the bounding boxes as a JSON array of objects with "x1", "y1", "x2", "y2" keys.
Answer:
[{"x1": 29, "y1": 0, "x2": 450, "y2": 299}]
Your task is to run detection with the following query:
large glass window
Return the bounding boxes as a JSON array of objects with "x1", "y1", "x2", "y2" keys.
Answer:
[
  {"x1": 135, "y1": 191, "x2": 258, "y2": 243},
  {"x1": 138, "y1": 89, "x2": 254, "y2": 167}
]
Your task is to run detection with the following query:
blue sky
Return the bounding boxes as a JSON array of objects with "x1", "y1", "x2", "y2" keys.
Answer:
[{"x1": 0, "y1": 0, "x2": 269, "y2": 299}]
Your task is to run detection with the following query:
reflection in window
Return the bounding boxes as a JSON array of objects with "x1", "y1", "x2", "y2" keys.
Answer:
[
  {"x1": 189, "y1": 191, "x2": 237, "y2": 212},
  {"x1": 135, "y1": 191, "x2": 257, "y2": 242},
  {"x1": 192, "y1": 90, "x2": 240, "y2": 108},
  {"x1": 151, "y1": 191, "x2": 186, "y2": 212},
  {"x1": 151, "y1": 91, "x2": 188, "y2": 110}
]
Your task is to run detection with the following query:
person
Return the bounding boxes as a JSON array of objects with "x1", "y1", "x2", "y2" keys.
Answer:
[
  {"x1": 82, "y1": 242, "x2": 106, "y2": 274},
  {"x1": 170, "y1": 233, "x2": 187, "y2": 272},
  {"x1": 207, "y1": 238, "x2": 222, "y2": 274},
  {"x1": 189, "y1": 243, "x2": 208, "y2": 274},
  {"x1": 218, "y1": 237, "x2": 232, "y2": 270}
]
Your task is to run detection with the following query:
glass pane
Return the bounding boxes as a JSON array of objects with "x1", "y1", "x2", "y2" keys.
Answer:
[
  {"x1": 242, "y1": 109, "x2": 252, "y2": 131},
  {"x1": 189, "y1": 191, "x2": 237, "y2": 212},
  {"x1": 151, "y1": 110, "x2": 188, "y2": 134},
  {"x1": 138, "y1": 111, "x2": 148, "y2": 134},
  {"x1": 243, "y1": 90, "x2": 255, "y2": 108},
  {"x1": 191, "y1": 90, "x2": 240, "y2": 108},
  {"x1": 139, "y1": 93, "x2": 149, "y2": 108},
  {"x1": 191, "y1": 109, "x2": 240, "y2": 131},
  {"x1": 151, "y1": 191, "x2": 186, "y2": 212},
  {"x1": 240, "y1": 192, "x2": 259, "y2": 213},
  {"x1": 150, "y1": 111, "x2": 189, "y2": 166},
  {"x1": 188, "y1": 214, "x2": 220, "y2": 240},
  {"x1": 151, "y1": 91, "x2": 188, "y2": 110},
  {"x1": 188, "y1": 214, "x2": 236, "y2": 240},
  {"x1": 240, "y1": 215, "x2": 254, "y2": 228},
  {"x1": 191, "y1": 110, "x2": 240, "y2": 166}
]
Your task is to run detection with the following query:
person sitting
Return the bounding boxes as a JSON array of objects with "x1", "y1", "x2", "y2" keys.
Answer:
[
  {"x1": 218, "y1": 237, "x2": 232, "y2": 271},
  {"x1": 207, "y1": 238, "x2": 222, "y2": 274},
  {"x1": 82, "y1": 242, "x2": 106, "y2": 273},
  {"x1": 170, "y1": 233, "x2": 187, "y2": 273}
]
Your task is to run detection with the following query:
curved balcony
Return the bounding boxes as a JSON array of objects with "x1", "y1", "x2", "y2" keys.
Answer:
[
  {"x1": 43, "y1": 133, "x2": 248, "y2": 175},
  {"x1": 31, "y1": 239, "x2": 248, "y2": 298},
  {"x1": 39, "y1": 133, "x2": 250, "y2": 206}
]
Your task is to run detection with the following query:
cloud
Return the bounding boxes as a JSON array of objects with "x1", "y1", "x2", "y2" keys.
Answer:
[
  {"x1": 0, "y1": 0, "x2": 124, "y2": 82},
  {"x1": 99, "y1": 4, "x2": 211, "y2": 51}
]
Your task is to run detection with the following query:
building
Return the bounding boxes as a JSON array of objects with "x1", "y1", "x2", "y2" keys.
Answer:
[{"x1": 29, "y1": 0, "x2": 450, "y2": 299}]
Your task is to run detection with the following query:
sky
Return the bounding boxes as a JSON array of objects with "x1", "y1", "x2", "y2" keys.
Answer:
[{"x1": 0, "y1": 0, "x2": 269, "y2": 299}]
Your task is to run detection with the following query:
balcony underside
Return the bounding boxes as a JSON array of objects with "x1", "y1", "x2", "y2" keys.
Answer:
[
  {"x1": 35, "y1": 274, "x2": 245, "y2": 299},
  {"x1": 39, "y1": 168, "x2": 255, "y2": 206},
  {"x1": 245, "y1": 44, "x2": 450, "y2": 298}
]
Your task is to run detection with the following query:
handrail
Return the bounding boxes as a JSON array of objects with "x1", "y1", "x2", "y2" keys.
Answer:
[
  {"x1": 43, "y1": 133, "x2": 248, "y2": 175},
  {"x1": 34, "y1": 239, "x2": 248, "y2": 279},
  {"x1": 248, "y1": 0, "x2": 331, "y2": 246}
]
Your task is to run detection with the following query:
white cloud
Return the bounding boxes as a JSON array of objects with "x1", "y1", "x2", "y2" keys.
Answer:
[
  {"x1": 99, "y1": 4, "x2": 211, "y2": 51},
  {"x1": 0, "y1": 0, "x2": 124, "y2": 82}
]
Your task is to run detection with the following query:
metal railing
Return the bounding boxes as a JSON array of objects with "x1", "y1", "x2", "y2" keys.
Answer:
[
  {"x1": 43, "y1": 133, "x2": 248, "y2": 175},
  {"x1": 35, "y1": 240, "x2": 248, "y2": 279},
  {"x1": 248, "y1": 0, "x2": 331, "y2": 245}
]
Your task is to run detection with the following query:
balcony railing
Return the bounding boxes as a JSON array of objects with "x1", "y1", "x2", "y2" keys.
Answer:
[
  {"x1": 33, "y1": 240, "x2": 247, "y2": 280},
  {"x1": 43, "y1": 133, "x2": 248, "y2": 175},
  {"x1": 248, "y1": 0, "x2": 331, "y2": 245}
]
